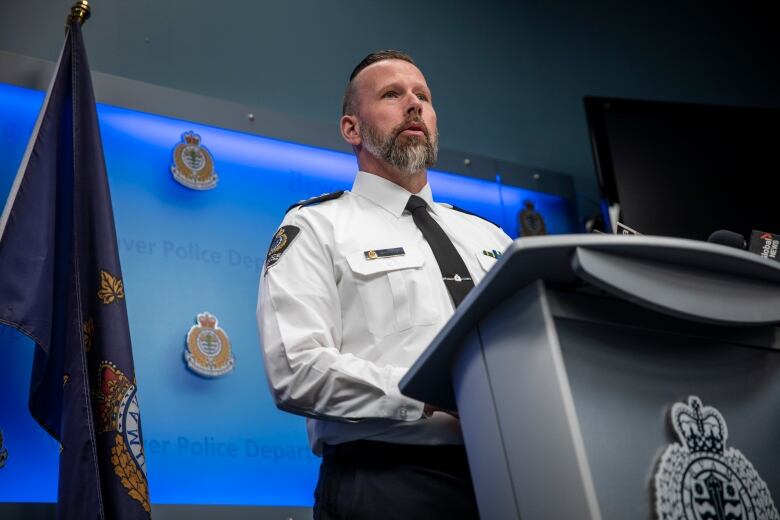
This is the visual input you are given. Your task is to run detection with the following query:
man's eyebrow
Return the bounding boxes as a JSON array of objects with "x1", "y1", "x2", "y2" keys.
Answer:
[
  {"x1": 375, "y1": 81, "x2": 431, "y2": 94},
  {"x1": 376, "y1": 81, "x2": 402, "y2": 92}
]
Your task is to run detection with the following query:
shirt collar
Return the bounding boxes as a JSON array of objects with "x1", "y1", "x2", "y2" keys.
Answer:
[{"x1": 351, "y1": 170, "x2": 438, "y2": 218}]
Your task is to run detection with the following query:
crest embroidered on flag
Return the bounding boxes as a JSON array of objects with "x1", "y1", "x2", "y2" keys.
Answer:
[{"x1": 95, "y1": 362, "x2": 150, "y2": 513}]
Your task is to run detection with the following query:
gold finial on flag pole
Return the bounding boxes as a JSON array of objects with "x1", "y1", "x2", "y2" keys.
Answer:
[{"x1": 67, "y1": 0, "x2": 91, "y2": 26}]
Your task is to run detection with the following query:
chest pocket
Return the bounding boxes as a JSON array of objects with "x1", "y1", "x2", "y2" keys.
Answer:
[
  {"x1": 476, "y1": 251, "x2": 500, "y2": 273},
  {"x1": 346, "y1": 247, "x2": 438, "y2": 337}
]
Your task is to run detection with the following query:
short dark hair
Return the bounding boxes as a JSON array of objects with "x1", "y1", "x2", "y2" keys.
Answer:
[{"x1": 342, "y1": 50, "x2": 416, "y2": 115}]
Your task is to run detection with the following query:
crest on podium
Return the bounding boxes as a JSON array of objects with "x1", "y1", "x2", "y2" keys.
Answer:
[{"x1": 654, "y1": 396, "x2": 778, "y2": 520}]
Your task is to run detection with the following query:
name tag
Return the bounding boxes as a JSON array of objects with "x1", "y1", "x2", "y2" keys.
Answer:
[{"x1": 364, "y1": 247, "x2": 405, "y2": 260}]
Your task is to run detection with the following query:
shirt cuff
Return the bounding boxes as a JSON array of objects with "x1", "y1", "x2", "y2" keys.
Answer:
[{"x1": 384, "y1": 366, "x2": 424, "y2": 421}]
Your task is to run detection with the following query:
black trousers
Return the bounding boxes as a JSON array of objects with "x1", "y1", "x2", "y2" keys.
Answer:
[{"x1": 313, "y1": 441, "x2": 480, "y2": 520}]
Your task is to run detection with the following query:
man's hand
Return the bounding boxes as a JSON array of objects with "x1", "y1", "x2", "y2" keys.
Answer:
[{"x1": 423, "y1": 403, "x2": 459, "y2": 419}]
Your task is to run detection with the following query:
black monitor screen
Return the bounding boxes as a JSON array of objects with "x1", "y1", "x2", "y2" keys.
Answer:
[{"x1": 585, "y1": 96, "x2": 779, "y2": 241}]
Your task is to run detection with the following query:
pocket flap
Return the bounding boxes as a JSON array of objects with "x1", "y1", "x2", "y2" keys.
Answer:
[
  {"x1": 346, "y1": 246, "x2": 425, "y2": 276},
  {"x1": 476, "y1": 250, "x2": 499, "y2": 271}
]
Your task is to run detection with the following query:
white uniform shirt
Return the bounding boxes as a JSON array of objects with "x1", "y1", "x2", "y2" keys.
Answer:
[{"x1": 258, "y1": 170, "x2": 512, "y2": 455}]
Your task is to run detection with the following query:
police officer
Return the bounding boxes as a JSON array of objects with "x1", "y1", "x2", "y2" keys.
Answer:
[{"x1": 258, "y1": 50, "x2": 511, "y2": 519}]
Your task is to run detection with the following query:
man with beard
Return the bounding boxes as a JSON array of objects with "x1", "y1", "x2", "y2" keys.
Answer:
[{"x1": 258, "y1": 50, "x2": 511, "y2": 519}]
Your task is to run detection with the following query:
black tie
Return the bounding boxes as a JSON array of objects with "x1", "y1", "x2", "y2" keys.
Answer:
[{"x1": 406, "y1": 195, "x2": 475, "y2": 307}]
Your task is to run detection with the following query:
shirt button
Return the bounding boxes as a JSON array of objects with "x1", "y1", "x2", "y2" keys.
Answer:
[{"x1": 400, "y1": 407, "x2": 408, "y2": 419}]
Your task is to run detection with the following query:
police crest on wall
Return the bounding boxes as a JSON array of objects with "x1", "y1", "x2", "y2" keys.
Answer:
[
  {"x1": 170, "y1": 131, "x2": 218, "y2": 190},
  {"x1": 0, "y1": 429, "x2": 8, "y2": 469},
  {"x1": 184, "y1": 312, "x2": 235, "y2": 377},
  {"x1": 518, "y1": 200, "x2": 547, "y2": 236},
  {"x1": 654, "y1": 396, "x2": 778, "y2": 520}
]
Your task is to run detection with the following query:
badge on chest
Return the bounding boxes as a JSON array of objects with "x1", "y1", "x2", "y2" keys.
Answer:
[{"x1": 364, "y1": 247, "x2": 405, "y2": 260}]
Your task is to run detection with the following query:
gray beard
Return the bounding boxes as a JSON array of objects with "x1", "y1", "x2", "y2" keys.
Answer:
[{"x1": 360, "y1": 120, "x2": 438, "y2": 176}]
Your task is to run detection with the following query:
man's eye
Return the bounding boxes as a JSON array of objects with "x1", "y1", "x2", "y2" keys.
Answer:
[
  {"x1": 417, "y1": 93, "x2": 429, "y2": 101},
  {"x1": 382, "y1": 91, "x2": 398, "y2": 98}
]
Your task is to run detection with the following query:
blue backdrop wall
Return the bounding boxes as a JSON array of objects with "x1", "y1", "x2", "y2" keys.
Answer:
[{"x1": 0, "y1": 82, "x2": 577, "y2": 506}]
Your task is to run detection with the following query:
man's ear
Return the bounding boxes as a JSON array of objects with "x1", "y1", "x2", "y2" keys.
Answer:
[{"x1": 340, "y1": 114, "x2": 361, "y2": 146}]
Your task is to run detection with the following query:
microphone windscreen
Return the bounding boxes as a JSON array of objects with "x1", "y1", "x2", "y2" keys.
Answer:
[{"x1": 707, "y1": 229, "x2": 746, "y2": 250}]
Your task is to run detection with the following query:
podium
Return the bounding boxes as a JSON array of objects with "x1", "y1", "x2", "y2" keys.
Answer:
[{"x1": 400, "y1": 235, "x2": 780, "y2": 519}]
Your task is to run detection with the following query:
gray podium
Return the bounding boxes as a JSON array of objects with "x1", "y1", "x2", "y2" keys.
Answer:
[{"x1": 400, "y1": 235, "x2": 780, "y2": 520}]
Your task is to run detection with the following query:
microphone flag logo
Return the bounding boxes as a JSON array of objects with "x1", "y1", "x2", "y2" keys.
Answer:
[{"x1": 748, "y1": 230, "x2": 779, "y2": 261}]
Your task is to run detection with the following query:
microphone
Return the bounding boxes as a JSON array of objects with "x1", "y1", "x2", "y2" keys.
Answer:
[
  {"x1": 707, "y1": 229, "x2": 746, "y2": 250},
  {"x1": 748, "y1": 230, "x2": 780, "y2": 262}
]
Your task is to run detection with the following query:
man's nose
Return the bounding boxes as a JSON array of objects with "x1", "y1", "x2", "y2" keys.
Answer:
[{"x1": 405, "y1": 93, "x2": 423, "y2": 116}]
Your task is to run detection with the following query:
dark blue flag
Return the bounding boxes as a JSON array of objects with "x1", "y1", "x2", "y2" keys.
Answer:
[{"x1": 0, "y1": 18, "x2": 150, "y2": 520}]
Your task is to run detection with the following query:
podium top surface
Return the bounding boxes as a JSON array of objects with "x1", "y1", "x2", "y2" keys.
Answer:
[{"x1": 400, "y1": 234, "x2": 780, "y2": 407}]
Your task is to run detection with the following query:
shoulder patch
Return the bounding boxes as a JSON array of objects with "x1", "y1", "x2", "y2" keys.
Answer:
[
  {"x1": 265, "y1": 225, "x2": 300, "y2": 271},
  {"x1": 286, "y1": 191, "x2": 345, "y2": 214},
  {"x1": 443, "y1": 203, "x2": 501, "y2": 228}
]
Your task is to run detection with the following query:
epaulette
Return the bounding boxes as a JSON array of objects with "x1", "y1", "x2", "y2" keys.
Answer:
[
  {"x1": 286, "y1": 191, "x2": 345, "y2": 214},
  {"x1": 442, "y1": 203, "x2": 501, "y2": 228}
]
